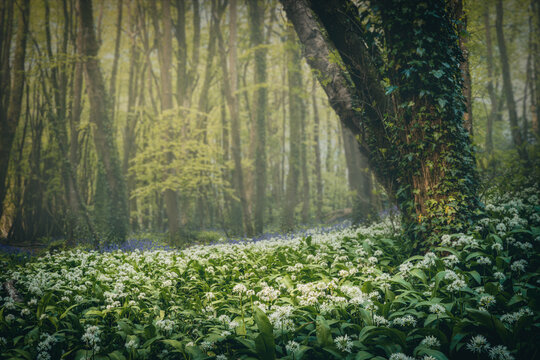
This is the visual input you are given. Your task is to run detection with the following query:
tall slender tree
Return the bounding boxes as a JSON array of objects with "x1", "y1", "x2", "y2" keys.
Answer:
[
  {"x1": 282, "y1": 24, "x2": 302, "y2": 232},
  {"x1": 78, "y1": 0, "x2": 128, "y2": 242},
  {"x1": 248, "y1": 0, "x2": 268, "y2": 234},
  {"x1": 495, "y1": 0, "x2": 529, "y2": 162}
]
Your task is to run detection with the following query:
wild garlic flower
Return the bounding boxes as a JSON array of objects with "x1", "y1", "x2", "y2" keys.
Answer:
[
  {"x1": 200, "y1": 340, "x2": 215, "y2": 351},
  {"x1": 373, "y1": 314, "x2": 389, "y2": 327},
  {"x1": 334, "y1": 334, "x2": 353, "y2": 353},
  {"x1": 155, "y1": 319, "x2": 175, "y2": 334},
  {"x1": 125, "y1": 338, "x2": 138, "y2": 350},
  {"x1": 81, "y1": 325, "x2": 101, "y2": 352},
  {"x1": 429, "y1": 303, "x2": 445, "y2": 315},
  {"x1": 478, "y1": 295, "x2": 496, "y2": 309},
  {"x1": 232, "y1": 284, "x2": 247, "y2": 294},
  {"x1": 466, "y1": 335, "x2": 489, "y2": 354},
  {"x1": 510, "y1": 260, "x2": 527, "y2": 272},
  {"x1": 477, "y1": 256, "x2": 492, "y2": 265},
  {"x1": 442, "y1": 255, "x2": 459, "y2": 267},
  {"x1": 285, "y1": 340, "x2": 300, "y2": 353},
  {"x1": 488, "y1": 345, "x2": 514, "y2": 360},
  {"x1": 389, "y1": 353, "x2": 415, "y2": 360},
  {"x1": 392, "y1": 315, "x2": 416, "y2": 327},
  {"x1": 420, "y1": 335, "x2": 440, "y2": 348}
]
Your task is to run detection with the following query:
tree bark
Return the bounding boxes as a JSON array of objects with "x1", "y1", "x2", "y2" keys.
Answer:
[
  {"x1": 109, "y1": 0, "x2": 123, "y2": 121},
  {"x1": 311, "y1": 76, "x2": 323, "y2": 221},
  {"x1": 451, "y1": 0, "x2": 473, "y2": 135},
  {"x1": 495, "y1": 0, "x2": 529, "y2": 162},
  {"x1": 217, "y1": 0, "x2": 253, "y2": 236},
  {"x1": 282, "y1": 24, "x2": 302, "y2": 232},
  {"x1": 78, "y1": 0, "x2": 129, "y2": 242},
  {"x1": 0, "y1": 0, "x2": 28, "y2": 222},
  {"x1": 248, "y1": 0, "x2": 267, "y2": 234},
  {"x1": 150, "y1": 0, "x2": 181, "y2": 241},
  {"x1": 532, "y1": 0, "x2": 540, "y2": 136},
  {"x1": 484, "y1": 5, "x2": 498, "y2": 154}
]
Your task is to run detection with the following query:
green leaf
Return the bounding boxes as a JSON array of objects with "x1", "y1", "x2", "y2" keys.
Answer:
[
  {"x1": 161, "y1": 339, "x2": 184, "y2": 350},
  {"x1": 254, "y1": 307, "x2": 276, "y2": 360},
  {"x1": 108, "y1": 350, "x2": 127, "y2": 360},
  {"x1": 385, "y1": 85, "x2": 398, "y2": 95},
  {"x1": 316, "y1": 316, "x2": 333, "y2": 347}
]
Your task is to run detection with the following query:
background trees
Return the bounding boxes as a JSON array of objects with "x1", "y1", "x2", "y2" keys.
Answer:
[{"x1": 0, "y1": 0, "x2": 537, "y2": 246}]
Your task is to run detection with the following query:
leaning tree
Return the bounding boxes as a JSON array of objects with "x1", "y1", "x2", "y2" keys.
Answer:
[{"x1": 280, "y1": 0, "x2": 480, "y2": 248}]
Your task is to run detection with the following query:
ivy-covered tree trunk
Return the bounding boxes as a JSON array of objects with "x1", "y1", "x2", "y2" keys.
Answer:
[
  {"x1": 281, "y1": 0, "x2": 480, "y2": 247},
  {"x1": 79, "y1": 0, "x2": 128, "y2": 243}
]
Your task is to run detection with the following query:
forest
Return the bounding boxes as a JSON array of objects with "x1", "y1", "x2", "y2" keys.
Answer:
[{"x1": 0, "y1": 0, "x2": 539, "y2": 359}]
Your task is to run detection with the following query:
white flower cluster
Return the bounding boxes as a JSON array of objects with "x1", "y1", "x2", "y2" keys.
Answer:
[
  {"x1": 155, "y1": 318, "x2": 175, "y2": 334},
  {"x1": 478, "y1": 295, "x2": 496, "y2": 310},
  {"x1": 444, "y1": 270, "x2": 466, "y2": 293},
  {"x1": 285, "y1": 340, "x2": 300, "y2": 354},
  {"x1": 429, "y1": 303, "x2": 445, "y2": 315},
  {"x1": 334, "y1": 334, "x2": 353, "y2": 353},
  {"x1": 268, "y1": 305, "x2": 295, "y2": 333},
  {"x1": 37, "y1": 333, "x2": 57, "y2": 360},
  {"x1": 81, "y1": 325, "x2": 101, "y2": 353},
  {"x1": 232, "y1": 284, "x2": 247, "y2": 295},
  {"x1": 257, "y1": 283, "x2": 280, "y2": 302},
  {"x1": 391, "y1": 315, "x2": 417, "y2": 327},
  {"x1": 510, "y1": 259, "x2": 527, "y2": 273},
  {"x1": 420, "y1": 335, "x2": 440, "y2": 348},
  {"x1": 500, "y1": 307, "x2": 533, "y2": 325}
]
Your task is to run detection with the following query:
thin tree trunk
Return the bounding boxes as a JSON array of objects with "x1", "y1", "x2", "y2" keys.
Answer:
[
  {"x1": 217, "y1": 0, "x2": 253, "y2": 236},
  {"x1": 484, "y1": 5, "x2": 497, "y2": 154},
  {"x1": 78, "y1": 0, "x2": 129, "y2": 243},
  {"x1": 248, "y1": 0, "x2": 267, "y2": 234},
  {"x1": 150, "y1": 0, "x2": 181, "y2": 241},
  {"x1": 311, "y1": 76, "x2": 323, "y2": 221},
  {"x1": 495, "y1": 0, "x2": 529, "y2": 162},
  {"x1": 282, "y1": 24, "x2": 302, "y2": 232},
  {"x1": 531, "y1": 0, "x2": 540, "y2": 137},
  {"x1": 109, "y1": 0, "x2": 123, "y2": 121}
]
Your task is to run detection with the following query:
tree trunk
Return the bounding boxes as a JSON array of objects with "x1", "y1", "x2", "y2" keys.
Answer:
[
  {"x1": 311, "y1": 76, "x2": 323, "y2": 221},
  {"x1": 150, "y1": 0, "x2": 181, "y2": 241},
  {"x1": 532, "y1": 0, "x2": 540, "y2": 136},
  {"x1": 217, "y1": 0, "x2": 253, "y2": 236},
  {"x1": 78, "y1": 0, "x2": 129, "y2": 243},
  {"x1": 123, "y1": 0, "x2": 142, "y2": 232},
  {"x1": 109, "y1": 0, "x2": 123, "y2": 121},
  {"x1": 280, "y1": 0, "x2": 480, "y2": 246},
  {"x1": 248, "y1": 0, "x2": 267, "y2": 234},
  {"x1": 451, "y1": 0, "x2": 473, "y2": 135},
  {"x1": 0, "y1": 0, "x2": 28, "y2": 221},
  {"x1": 484, "y1": 5, "x2": 497, "y2": 154},
  {"x1": 282, "y1": 24, "x2": 302, "y2": 232},
  {"x1": 341, "y1": 123, "x2": 374, "y2": 222},
  {"x1": 495, "y1": 0, "x2": 529, "y2": 162}
]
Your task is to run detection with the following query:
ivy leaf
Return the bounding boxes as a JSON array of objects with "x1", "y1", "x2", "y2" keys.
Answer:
[
  {"x1": 385, "y1": 85, "x2": 398, "y2": 95},
  {"x1": 437, "y1": 98, "x2": 447, "y2": 108},
  {"x1": 431, "y1": 69, "x2": 444, "y2": 78}
]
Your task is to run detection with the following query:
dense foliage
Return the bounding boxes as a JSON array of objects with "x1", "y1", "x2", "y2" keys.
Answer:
[{"x1": 1, "y1": 186, "x2": 538, "y2": 360}]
